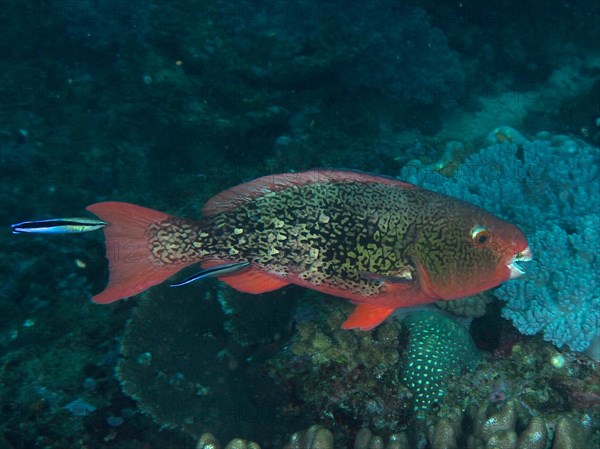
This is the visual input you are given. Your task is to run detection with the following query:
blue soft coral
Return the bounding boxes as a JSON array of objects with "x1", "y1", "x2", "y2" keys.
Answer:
[{"x1": 400, "y1": 137, "x2": 600, "y2": 352}]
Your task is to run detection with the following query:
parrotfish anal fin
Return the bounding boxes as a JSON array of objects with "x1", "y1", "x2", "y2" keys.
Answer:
[
  {"x1": 86, "y1": 202, "x2": 194, "y2": 304},
  {"x1": 341, "y1": 304, "x2": 396, "y2": 330},
  {"x1": 202, "y1": 169, "x2": 416, "y2": 215},
  {"x1": 220, "y1": 269, "x2": 289, "y2": 294}
]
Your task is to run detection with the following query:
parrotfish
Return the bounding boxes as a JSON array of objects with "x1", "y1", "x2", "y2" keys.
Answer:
[{"x1": 49, "y1": 170, "x2": 535, "y2": 330}]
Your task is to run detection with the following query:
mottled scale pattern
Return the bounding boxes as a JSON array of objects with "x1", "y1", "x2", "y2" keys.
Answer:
[
  {"x1": 147, "y1": 218, "x2": 209, "y2": 265},
  {"x1": 214, "y1": 182, "x2": 427, "y2": 296},
  {"x1": 155, "y1": 184, "x2": 385, "y2": 292},
  {"x1": 144, "y1": 180, "x2": 499, "y2": 298}
]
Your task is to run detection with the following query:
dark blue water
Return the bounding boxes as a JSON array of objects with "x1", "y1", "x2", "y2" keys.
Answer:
[{"x1": 1, "y1": 1, "x2": 598, "y2": 448}]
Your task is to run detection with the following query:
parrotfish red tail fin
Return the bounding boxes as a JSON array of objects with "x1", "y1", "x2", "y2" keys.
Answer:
[{"x1": 86, "y1": 202, "x2": 195, "y2": 304}]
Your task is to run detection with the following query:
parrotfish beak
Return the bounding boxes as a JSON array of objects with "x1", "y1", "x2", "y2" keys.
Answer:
[{"x1": 508, "y1": 246, "x2": 533, "y2": 279}]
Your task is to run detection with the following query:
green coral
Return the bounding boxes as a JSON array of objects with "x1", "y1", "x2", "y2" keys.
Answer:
[{"x1": 401, "y1": 311, "x2": 480, "y2": 415}]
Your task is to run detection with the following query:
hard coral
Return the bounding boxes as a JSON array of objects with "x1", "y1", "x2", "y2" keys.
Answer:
[
  {"x1": 196, "y1": 407, "x2": 596, "y2": 449},
  {"x1": 117, "y1": 283, "x2": 294, "y2": 442},
  {"x1": 427, "y1": 399, "x2": 593, "y2": 449},
  {"x1": 283, "y1": 425, "x2": 334, "y2": 449},
  {"x1": 196, "y1": 433, "x2": 262, "y2": 449},
  {"x1": 401, "y1": 311, "x2": 480, "y2": 415}
]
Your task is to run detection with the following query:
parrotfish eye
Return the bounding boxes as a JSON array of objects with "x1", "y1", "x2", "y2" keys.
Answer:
[{"x1": 471, "y1": 225, "x2": 492, "y2": 247}]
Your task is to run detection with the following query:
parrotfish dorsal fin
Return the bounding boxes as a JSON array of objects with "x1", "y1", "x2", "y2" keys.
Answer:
[{"x1": 202, "y1": 169, "x2": 415, "y2": 215}]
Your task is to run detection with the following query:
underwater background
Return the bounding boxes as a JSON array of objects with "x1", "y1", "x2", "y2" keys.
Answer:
[{"x1": 0, "y1": 1, "x2": 599, "y2": 448}]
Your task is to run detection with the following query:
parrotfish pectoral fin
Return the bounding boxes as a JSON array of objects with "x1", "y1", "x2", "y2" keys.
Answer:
[
  {"x1": 341, "y1": 304, "x2": 396, "y2": 330},
  {"x1": 86, "y1": 202, "x2": 195, "y2": 304}
]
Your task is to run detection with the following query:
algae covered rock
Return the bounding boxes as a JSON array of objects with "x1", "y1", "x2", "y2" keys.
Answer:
[{"x1": 266, "y1": 295, "x2": 410, "y2": 435}]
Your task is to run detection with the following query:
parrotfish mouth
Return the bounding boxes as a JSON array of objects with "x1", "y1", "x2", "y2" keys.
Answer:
[{"x1": 508, "y1": 246, "x2": 533, "y2": 279}]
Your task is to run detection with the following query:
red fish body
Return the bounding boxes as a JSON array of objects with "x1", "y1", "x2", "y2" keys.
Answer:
[{"x1": 87, "y1": 170, "x2": 531, "y2": 330}]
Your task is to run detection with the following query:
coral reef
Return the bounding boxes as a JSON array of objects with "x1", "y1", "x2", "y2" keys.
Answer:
[
  {"x1": 401, "y1": 311, "x2": 480, "y2": 415},
  {"x1": 177, "y1": 1, "x2": 463, "y2": 108},
  {"x1": 266, "y1": 295, "x2": 410, "y2": 436},
  {"x1": 196, "y1": 401, "x2": 597, "y2": 449},
  {"x1": 353, "y1": 428, "x2": 411, "y2": 449},
  {"x1": 196, "y1": 432, "x2": 262, "y2": 449},
  {"x1": 336, "y1": 2, "x2": 465, "y2": 108},
  {"x1": 423, "y1": 399, "x2": 593, "y2": 449},
  {"x1": 2, "y1": 0, "x2": 600, "y2": 446},
  {"x1": 400, "y1": 133, "x2": 600, "y2": 353},
  {"x1": 430, "y1": 336, "x2": 600, "y2": 448},
  {"x1": 266, "y1": 304, "x2": 577, "y2": 443},
  {"x1": 283, "y1": 425, "x2": 334, "y2": 449},
  {"x1": 435, "y1": 292, "x2": 493, "y2": 318},
  {"x1": 434, "y1": 56, "x2": 600, "y2": 146},
  {"x1": 0, "y1": 277, "x2": 187, "y2": 449},
  {"x1": 116, "y1": 282, "x2": 299, "y2": 442},
  {"x1": 115, "y1": 284, "x2": 599, "y2": 447}
]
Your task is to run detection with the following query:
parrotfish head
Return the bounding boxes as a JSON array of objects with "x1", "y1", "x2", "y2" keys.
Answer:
[{"x1": 412, "y1": 199, "x2": 531, "y2": 301}]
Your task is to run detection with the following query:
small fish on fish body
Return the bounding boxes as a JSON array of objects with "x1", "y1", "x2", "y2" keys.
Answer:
[
  {"x1": 169, "y1": 261, "x2": 250, "y2": 287},
  {"x1": 26, "y1": 170, "x2": 534, "y2": 330}
]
